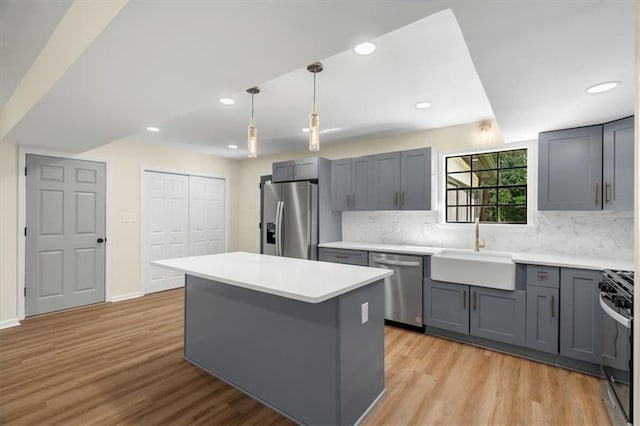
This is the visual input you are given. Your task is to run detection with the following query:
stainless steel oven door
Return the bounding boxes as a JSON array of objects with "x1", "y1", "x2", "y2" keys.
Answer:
[{"x1": 599, "y1": 292, "x2": 631, "y2": 425}]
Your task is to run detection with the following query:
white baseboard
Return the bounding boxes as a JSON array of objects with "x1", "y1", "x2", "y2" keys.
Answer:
[
  {"x1": 110, "y1": 291, "x2": 144, "y2": 303},
  {"x1": 0, "y1": 319, "x2": 21, "y2": 330}
]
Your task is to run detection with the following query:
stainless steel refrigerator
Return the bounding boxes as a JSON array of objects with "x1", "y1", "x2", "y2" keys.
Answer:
[{"x1": 262, "y1": 181, "x2": 318, "y2": 260}]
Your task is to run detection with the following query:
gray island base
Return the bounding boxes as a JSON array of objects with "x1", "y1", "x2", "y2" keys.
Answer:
[{"x1": 184, "y1": 274, "x2": 385, "y2": 425}]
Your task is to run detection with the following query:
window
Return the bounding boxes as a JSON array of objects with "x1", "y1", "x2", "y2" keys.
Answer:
[{"x1": 446, "y1": 148, "x2": 527, "y2": 224}]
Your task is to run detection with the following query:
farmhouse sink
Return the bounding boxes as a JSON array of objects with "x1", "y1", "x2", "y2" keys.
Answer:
[{"x1": 430, "y1": 250, "x2": 516, "y2": 290}]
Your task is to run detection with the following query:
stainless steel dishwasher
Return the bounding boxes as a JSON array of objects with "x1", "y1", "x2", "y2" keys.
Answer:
[{"x1": 369, "y1": 252, "x2": 423, "y2": 328}]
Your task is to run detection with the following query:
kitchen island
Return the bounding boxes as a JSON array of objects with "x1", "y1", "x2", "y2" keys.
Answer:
[{"x1": 153, "y1": 252, "x2": 392, "y2": 426}]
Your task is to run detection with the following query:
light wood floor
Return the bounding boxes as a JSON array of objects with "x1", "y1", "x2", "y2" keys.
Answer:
[{"x1": 0, "y1": 289, "x2": 610, "y2": 425}]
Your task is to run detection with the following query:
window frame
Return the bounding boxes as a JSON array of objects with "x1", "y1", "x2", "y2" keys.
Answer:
[{"x1": 444, "y1": 147, "x2": 528, "y2": 225}]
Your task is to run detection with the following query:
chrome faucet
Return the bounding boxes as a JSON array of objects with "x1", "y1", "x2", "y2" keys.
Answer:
[{"x1": 474, "y1": 216, "x2": 485, "y2": 252}]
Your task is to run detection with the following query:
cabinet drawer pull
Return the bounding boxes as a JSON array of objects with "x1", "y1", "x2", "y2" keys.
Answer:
[
  {"x1": 550, "y1": 295, "x2": 555, "y2": 318},
  {"x1": 537, "y1": 271, "x2": 548, "y2": 281},
  {"x1": 334, "y1": 254, "x2": 349, "y2": 259},
  {"x1": 594, "y1": 182, "x2": 599, "y2": 206},
  {"x1": 605, "y1": 182, "x2": 610, "y2": 203},
  {"x1": 473, "y1": 291, "x2": 477, "y2": 311},
  {"x1": 463, "y1": 290, "x2": 466, "y2": 310}
]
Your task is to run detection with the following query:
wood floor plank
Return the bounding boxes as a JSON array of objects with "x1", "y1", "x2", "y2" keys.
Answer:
[{"x1": 0, "y1": 289, "x2": 610, "y2": 425}]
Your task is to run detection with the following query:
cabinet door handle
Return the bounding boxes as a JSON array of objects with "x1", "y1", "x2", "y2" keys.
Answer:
[
  {"x1": 394, "y1": 191, "x2": 398, "y2": 207},
  {"x1": 605, "y1": 182, "x2": 610, "y2": 203},
  {"x1": 401, "y1": 191, "x2": 405, "y2": 206},
  {"x1": 473, "y1": 291, "x2": 477, "y2": 311},
  {"x1": 352, "y1": 194, "x2": 355, "y2": 208},
  {"x1": 346, "y1": 194, "x2": 350, "y2": 208},
  {"x1": 463, "y1": 290, "x2": 466, "y2": 310},
  {"x1": 550, "y1": 295, "x2": 555, "y2": 318},
  {"x1": 292, "y1": 163, "x2": 296, "y2": 177},
  {"x1": 594, "y1": 182, "x2": 599, "y2": 207}
]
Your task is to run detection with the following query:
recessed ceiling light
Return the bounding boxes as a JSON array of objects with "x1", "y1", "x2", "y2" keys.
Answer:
[
  {"x1": 586, "y1": 81, "x2": 621, "y2": 94},
  {"x1": 228, "y1": 144, "x2": 238, "y2": 149},
  {"x1": 219, "y1": 98, "x2": 235, "y2": 105},
  {"x1": 354, "y1": 42, "x2": 376, "y2": 55},
  {"x1": 302, "y1": 127, "x2": 310, "y2": 133},
  {"x1": 415, "y1": 101, "x2": 432, "y2": 110},
  {"x1": 146, "y1": 127, "x2": 160, "y2": 132}
]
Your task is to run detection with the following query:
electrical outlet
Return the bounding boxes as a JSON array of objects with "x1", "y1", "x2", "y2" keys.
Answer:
[{"x1": 361, "y1": 302, "x2": 369, "y2": 324}]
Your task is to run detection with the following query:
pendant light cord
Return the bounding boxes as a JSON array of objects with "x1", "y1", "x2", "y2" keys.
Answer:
[{"x1": 251, "y1": 93, "x2": 255, "y2": 125}]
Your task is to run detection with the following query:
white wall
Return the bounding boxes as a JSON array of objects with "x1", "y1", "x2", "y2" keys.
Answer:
[
  {"x1": 0, "y1": 138, "x2": 239, "y2": 324},
  {"x1": 0, "y1": 142, "x2": 18, "y2": 326}
]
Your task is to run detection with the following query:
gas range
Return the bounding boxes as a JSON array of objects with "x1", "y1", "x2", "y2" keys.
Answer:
[{"x1": 599, "y1": 269, "x2": 633, "y2": 426}]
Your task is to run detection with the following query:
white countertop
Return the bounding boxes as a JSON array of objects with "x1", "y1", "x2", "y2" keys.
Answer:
[
  {"x1": 319, "y1": 242, "x2": 634, "y2": 271},
  {"x1": 152, "y1": 252, "x2": 392, "y2": 303}
]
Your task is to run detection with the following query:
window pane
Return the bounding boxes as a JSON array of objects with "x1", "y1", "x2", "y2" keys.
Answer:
[
  {"x1": 472, "y1": 188, "x2": 497, "y2": 205},
  {"x1": 476, "y1": 206, "x2": 497, "y2": 222},
  {"x1": 473, "y1": 170, "x2": 497, "y2": 187},
  {"x1": 499, "y1": 149, "x2": 527, "y2": 168},
  {"x1": 446, "y1": 190, "x2": 457, "y2": 206},
  {"x1": 499, "y1": 206, "x2": 527, "y2": 224},
  {"x1": 457, "y1": 189, "x2": 470, "y2": 205},
  {"x1": 499, "y1": 168, "x2": 527, "y2": 186},
  {"x1": 498, "y1": 187, "x2": 526, "y2": 205},
  {"x1": 447, "y1": 206, "x2": 471, "y2": 222},
  {"x1": 471, "y1": 152, "x2": 498, "y2": 170},
  {"x1": 447, "y1": 156, "x2": 471, "y2": 173},
  {"x1": 448, "y1": 172, "x2": 472, "y2": 188}
]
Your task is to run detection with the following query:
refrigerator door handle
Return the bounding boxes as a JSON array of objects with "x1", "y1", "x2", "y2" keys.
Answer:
[
  {"x1": 275, "y1": 201, "x2": 283, "y2": 256},
  {"x1": 277, "y1": 201, "x2": 285, "y2": 256}
]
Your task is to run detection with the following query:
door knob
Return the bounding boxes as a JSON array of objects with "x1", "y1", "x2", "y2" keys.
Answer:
[{"x1": 97, "y1": 238, "x2": 106, "y2": 243}]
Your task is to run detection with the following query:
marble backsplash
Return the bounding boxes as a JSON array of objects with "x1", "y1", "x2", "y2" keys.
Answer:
[{"x1": 341, "y1": 210, "x2": 634, "y2": 260}]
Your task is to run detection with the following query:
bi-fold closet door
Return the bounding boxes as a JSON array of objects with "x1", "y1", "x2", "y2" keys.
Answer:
[{"x1": 143, "y1": 172, "x2": 225, "y2": 295}]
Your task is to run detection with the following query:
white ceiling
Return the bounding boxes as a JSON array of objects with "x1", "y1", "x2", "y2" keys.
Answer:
[
  {"x1": 2, "y1": 1, "x2": 635, "y2": 157},
  {"x1": 0, "y1": 0, "x2": 73, "y2": 105}
]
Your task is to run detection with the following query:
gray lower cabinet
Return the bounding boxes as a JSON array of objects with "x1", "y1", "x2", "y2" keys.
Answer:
[
  {"x1": 469, "y1": 287, "x2": 526, "y2": 346},
  {"x1": 423, "y1": 279, "x2": 469, "y2": 334},
  {"x1": 560, "y1": 268, "x2": 603, "y2": 363},
  {"x1": 318, "y1": 247, "x2": 368, "y2": 266},
  {"x1": 538, "y1": 125, "x2": 603, "y2": 210},
  {"x1": 603, "y1": 116, "x2": 634, "y2": 210},
  {"x1": 525, "y1": 285, "x2": 559, "y2": 354}
]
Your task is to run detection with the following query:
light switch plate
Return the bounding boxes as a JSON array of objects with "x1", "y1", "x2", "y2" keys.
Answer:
[
  {"x1": 361, "y1": 302, "x2": 369, "y2": 324},
  {"x1": 122, "y1": 213, "x2": 136, "y2": 223}
]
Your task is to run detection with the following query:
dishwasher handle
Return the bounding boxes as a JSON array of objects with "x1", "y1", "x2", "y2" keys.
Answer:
[{"x1": 372, "y1": 258, "x2": 421, "y2": 267}]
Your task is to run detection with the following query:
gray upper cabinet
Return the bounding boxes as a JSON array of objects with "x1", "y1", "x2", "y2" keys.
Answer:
[
  {"x1": 559, "y1": 268, "x2": 603, "y2": 363},
  {"x1": 330, "y1": 156, "x2": 373, "y2": 211},
  {"x1": 351, "y1": 156, "x2": 373, "y2": 211},
  {"x1": 469, "y1": 287, "x2": 526, "y2": 346},
  {"x1": 603, "y1": 116, "x2": 634, "y2": 210},
  {"x1": 371, "y1": 152, "x2": 401, "y2": 210},
  {"x1": 272, "y1": 158, "x2": 319, "y2": 182},
  {"x1": 400, "y1": 148, "x2": 431, "y2": 210},
  {"x1": 330, "y1": 159, "x2": 351, "y2": 211},
  {"x1": 538, "y1": 126, "x2": 603, "y2": 210},
  {"x1": 525, "y1": 285, "x2": 559, "y2": 354},
  {"x1": 423, "y1": 279, "x2": 469, "y2": 334}
]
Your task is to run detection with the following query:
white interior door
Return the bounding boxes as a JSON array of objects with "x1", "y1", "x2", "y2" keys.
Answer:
[
  {"x1": 189, "y1": 176, "x2": 225, "y2": 256},
  {"x1": 144, "y1": 171, "x2": 188, "y2": 294}
]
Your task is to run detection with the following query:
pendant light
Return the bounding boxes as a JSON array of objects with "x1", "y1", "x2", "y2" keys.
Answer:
[
  {"x1": 247, "y1": 87, "x2": 260, "y2": 158},
  {"x1": 307, "y1": 62, "x2": 323, "y2": 152}
]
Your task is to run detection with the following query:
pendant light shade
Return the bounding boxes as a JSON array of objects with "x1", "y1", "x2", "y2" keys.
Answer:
[
  {"x1": 307, "y1": 62, "x2": 323, "y2": 152},
  {"x1": 246, "y1": 87, "x2": 260, "y2": 158}
]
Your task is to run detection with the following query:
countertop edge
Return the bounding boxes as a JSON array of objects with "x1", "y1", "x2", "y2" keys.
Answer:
[
  {"x1": 319, "y1": 242, "x2": 634, "y2": 271},
  {"x1": 152, "y1": 260, "x2": 393, "y2": 303}
]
